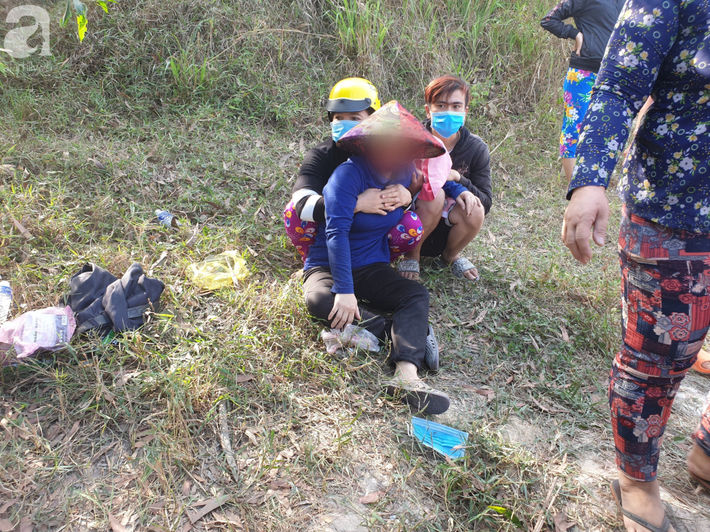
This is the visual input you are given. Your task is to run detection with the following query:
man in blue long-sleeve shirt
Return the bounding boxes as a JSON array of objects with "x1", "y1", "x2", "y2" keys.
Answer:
[{"x1": 561, "y1": 1, "x2": 710, "y2": 530}]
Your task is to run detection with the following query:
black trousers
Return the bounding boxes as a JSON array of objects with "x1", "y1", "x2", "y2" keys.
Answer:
[{"x1": 303, "y1": 263, "x2": 429, "y2": 369}]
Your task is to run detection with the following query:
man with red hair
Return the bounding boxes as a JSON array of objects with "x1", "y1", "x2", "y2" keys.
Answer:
[{"x1": 398, "y1": 75, "x2": 492, "y2": 282}]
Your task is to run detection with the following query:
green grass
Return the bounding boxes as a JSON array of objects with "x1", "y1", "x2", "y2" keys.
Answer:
[{"x1": 1, "y1": 0, "x2": 709, "y2": 531}]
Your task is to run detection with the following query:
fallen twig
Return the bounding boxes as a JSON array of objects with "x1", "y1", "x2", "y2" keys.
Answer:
[
  {"x1": 489, "y1": 131, "x2": 514, "y2": 156},
  {"x1": 187, "y1": 494, "x2": 232, "y2": 524},
  {"x1": 185, "y1": 224, "x2": 199, "y2": 248},
  {"x1": 218, "y1": 400, "x2": 239, "y2": 483},
  {"x1": 149, "y1": 250, "x2": 169, "y2": 275},
  {"x1": 532, "y1": 479, "x2": 562, "y2": 532},
  {"x1": 7, "y1": 212, "x2": 33, "y2": 240}
]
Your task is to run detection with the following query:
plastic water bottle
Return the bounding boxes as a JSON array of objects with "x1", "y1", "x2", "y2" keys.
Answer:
[
  {"x1": 155, "y1": 209, "x2": 181, "y2": 229},
  {"x1": 0, "y1": 281, "x2": 11, "y2": 327}
]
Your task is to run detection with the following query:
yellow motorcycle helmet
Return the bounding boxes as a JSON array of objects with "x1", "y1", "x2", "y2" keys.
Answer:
[{"x1": 326, "y1": 77, "x2": 381, "y2": 117}]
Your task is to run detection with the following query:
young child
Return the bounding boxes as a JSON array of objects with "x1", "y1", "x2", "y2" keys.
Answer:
[{"x1": 303, "y1": 101, "x2": 450, "y2": 415}]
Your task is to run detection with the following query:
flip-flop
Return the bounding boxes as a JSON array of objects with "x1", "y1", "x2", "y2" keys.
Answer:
[
  {"x1": 610, "y1": 480, "x2": 671, "y2": 532},
  {"x1": 397, "y1": 259, "x2": 420, "y2": 280},
  {"x1": 450, "y1": 257, "x2": 479, "y2": 283},
  {"x1": 691, "y1": 348, "x2": 710, "y2": 375},
  {"x1": 690, "y1": 472, "x2": 710, "y2": 492}
]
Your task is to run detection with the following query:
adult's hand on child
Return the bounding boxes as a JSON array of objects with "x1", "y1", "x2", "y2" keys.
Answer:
[
  {"x1": 329, "y1": 293, "x2": 360, "y2": 330},
  {"x1": 381, "y1": 184, "x2": 412, "y2": 210},
  {"x1": 456, "y1": 191, "x2": 480, "y2": 216},
  {"x1": 408, "y1": 169, "x2": 424, "y2": 196},
  {"x1": 356, "y1": 188, "x2": 390, "y2": 215},
  {"x1": 561, "y1": 186, "x2": 609, "y2": 264},
  {"x1": 574, "y1": 32, "x2": 584, "y2": 56}
]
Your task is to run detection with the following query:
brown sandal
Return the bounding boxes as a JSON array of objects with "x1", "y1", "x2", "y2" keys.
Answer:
[{"x1": 610, "y1": 480, "x2": 671, "y2": 532}]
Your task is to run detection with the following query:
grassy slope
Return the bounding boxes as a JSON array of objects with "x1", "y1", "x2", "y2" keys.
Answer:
[{"x1": 1, "y1": 0, "x2": 709, "y2": 531}]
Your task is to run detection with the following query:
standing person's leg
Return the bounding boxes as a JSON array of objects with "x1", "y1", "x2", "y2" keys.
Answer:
[
  {"x1": 560, "y1": 68, "x2": 596, "y2": 183},
  {"x1": 610, "y1": 250, "x2": 710, "y2": 531},
  {"x1": 561, "y1": 158, "x2": 576, "y2": 183},
  {"x1": 687, "y1": 395, "x2": 710, "y2": 486},
  {"x1": 399, "y1": 190, "x2": 446, "y2": 280}
]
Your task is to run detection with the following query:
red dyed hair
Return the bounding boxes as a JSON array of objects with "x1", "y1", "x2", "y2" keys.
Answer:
[{"x1": 424, "y1": 76, "x2": 470, "y2": 107}]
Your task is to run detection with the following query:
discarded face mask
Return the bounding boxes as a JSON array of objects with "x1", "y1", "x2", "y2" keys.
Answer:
[
  {"x1": 410, "y1": 417, "x2": 469, "y2": 459},
  {"x1": 0, "y1": 306, "x2": 76, "y2": 364},
  {"x1": 321, "y1": 324, "x2": 380, "y2": 355},
  {"x1": 187, "y1": 250, "x2": 250, "y2": 290}
]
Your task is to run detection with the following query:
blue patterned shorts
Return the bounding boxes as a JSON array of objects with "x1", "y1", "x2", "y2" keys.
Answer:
[{"x1": 559, "y1": 67, "x2": 596, "y2": 158}]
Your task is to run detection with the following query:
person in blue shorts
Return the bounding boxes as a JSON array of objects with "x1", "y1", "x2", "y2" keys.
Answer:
[{"x1": 541, "y1": 0, "x2": 623, "y2": 182}]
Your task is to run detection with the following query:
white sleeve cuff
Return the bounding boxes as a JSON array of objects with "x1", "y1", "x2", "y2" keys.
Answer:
[{"x1": 300, "y1": 194, "x2": 321, "y2": 222}]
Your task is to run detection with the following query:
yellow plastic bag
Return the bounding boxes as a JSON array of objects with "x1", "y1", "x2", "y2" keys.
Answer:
[{"x1": 187, "y1": 250, "x2": 250, "y2": 290}]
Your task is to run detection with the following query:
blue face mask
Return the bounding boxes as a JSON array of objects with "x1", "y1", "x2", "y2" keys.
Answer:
[
  {"x1": 430, "y1": 111, "x2": 466, "y2": 139},
  {"x1": 331, "y1": 120, "x2": 360, "y2": 142},
  {"x1": 410, "y1": 417, "x2": 469, "y2": 459}
]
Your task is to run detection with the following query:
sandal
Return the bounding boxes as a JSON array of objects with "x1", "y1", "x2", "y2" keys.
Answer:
[
  {"x1": 397, "y1": 259, "x2": 420, "y2": 280},
  {"x1": 383, "y1": 378, "x2": 450, "y2": 415},
  {"x1": 423, "y1": 325, "x2": 439, "y2": 372},
  {"x1": 450, "y1": 257, "x2": 479, "y2": 283},
  {"x1": 610, "y1": 480, "x2": 671, "y2": 532},
  {"x1": 692, "y1": 348, "x2": 710, "y2": 375},
  {"x1": 690, "y1": 472, "x2": 710, "y2": 492}
]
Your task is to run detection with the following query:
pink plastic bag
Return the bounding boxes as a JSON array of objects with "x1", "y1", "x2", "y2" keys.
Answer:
[
  {"x1": 416, "y1": 137, "x2": 452, "y2": 202},
  {"x1": 0, "y1": 306, "x2": 76, "y2": 365}
]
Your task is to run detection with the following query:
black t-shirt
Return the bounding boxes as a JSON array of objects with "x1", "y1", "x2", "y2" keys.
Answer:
[
  {"x1": 540, "y1": 0, "x2": 623, "y2": 73},
  {"x1": 292, "y1": 139, "x2": 350, "y2": 223},
  {"x1": 424, "y1": 122, "x2": 493, "y2": 214}
]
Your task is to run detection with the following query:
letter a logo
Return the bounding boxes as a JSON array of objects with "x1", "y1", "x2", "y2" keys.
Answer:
[{"x1": 4, "y1": 5, "x2": 51, "y2": 59}]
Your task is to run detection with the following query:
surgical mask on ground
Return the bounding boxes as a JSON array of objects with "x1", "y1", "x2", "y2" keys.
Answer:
[
  {"x1": 331, "y1": 120, "x2": 360, "y2": 142},
  {"x1": 430, "y1": 111, "x2": 466, "y2": 138},
  {"x1": 410, "y1": 417, "x2": 469, "y2": 459}
]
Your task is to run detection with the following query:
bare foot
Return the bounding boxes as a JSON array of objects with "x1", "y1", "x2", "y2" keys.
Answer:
[
  {"x1": 691, "y1": 348, "x2": 710, "y2": 373},
  {"x1": 687, "y1": 440, "x2": 710, "y2": 482},
  {"x1": 442, "y1": 253, "x2": 478, "y2": 282},
  {"x1": 397, "y1": 258, "x2": 420, "y2": 281},
  {"x1": 617, "y1": 475, "x2": 675, "y2": 532},
  {"x1": 394, "y1": 361, "x2": 419, "y2": 382},
  {"x1": 399, "y1": 270, "x2": 420, "y2": 281}
]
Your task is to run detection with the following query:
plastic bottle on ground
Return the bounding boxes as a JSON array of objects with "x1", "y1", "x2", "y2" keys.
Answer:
[
  {"x1": 0, "y1": 281, "x2": 11, "y2": 327},
  {"x1": 155, "y1": 209, "x2": 181, "y2": 229}
]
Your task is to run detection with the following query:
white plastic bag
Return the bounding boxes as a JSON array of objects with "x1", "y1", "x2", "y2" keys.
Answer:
[{"x1": 321, "y1": 324, "x2": 380, "y2": 355}]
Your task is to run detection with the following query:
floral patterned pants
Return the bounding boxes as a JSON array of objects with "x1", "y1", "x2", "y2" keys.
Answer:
[
  {"x1": 612, "y1": 209, "x2": 710, "y2": 481},
  {"x1": 283, "y1": 201, "x2": 423, "y2": 261}
]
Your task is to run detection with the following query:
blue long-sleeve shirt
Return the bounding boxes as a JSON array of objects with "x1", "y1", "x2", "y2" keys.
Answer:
[
  {"x1": 304, "y1": 157, "x2": 412, "y2": 293},
  {"x1": 570, "y1": 0, "x2": 710, "y2": 232},
  {"x1": 442, "y1": 180, "x2": 467, "y2": 201}
]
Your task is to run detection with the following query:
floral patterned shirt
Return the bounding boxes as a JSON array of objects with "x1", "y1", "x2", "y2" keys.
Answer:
[{"x1": 570, "y1": 0, "x2": 710, "y2": 233}]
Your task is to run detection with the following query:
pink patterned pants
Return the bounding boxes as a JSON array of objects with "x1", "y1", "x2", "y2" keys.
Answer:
[{"x1": 284, "y1": 201, "x2": 422, "y2": 261}]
